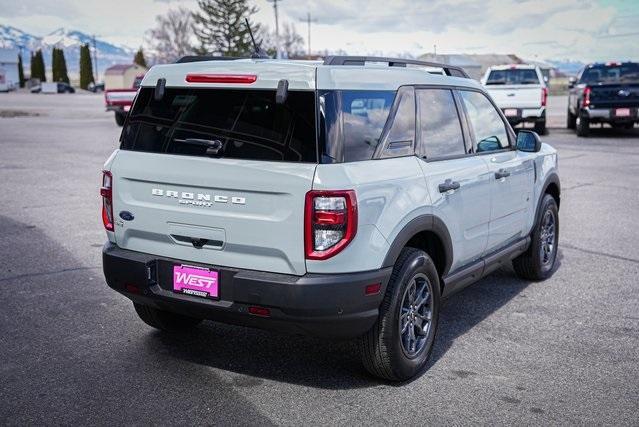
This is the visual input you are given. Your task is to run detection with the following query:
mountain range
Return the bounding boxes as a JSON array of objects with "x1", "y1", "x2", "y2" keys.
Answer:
[{"x1": 0, "y1": 24, "x2": 135, "y2": 78}]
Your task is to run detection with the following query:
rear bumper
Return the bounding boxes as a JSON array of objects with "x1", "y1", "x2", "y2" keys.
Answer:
[
  {"x1": 102, "y1": 242, "x2": 391, "y2": 338},
  {"x1": 105, "y1": 105, "x2": 128, "y2": 113},
  {"x1": 503, "y1": 107, "x2": 545, "y2": 125},
  {"x1": 583, "y1": 107, "x2": 639, "y2": 123}
]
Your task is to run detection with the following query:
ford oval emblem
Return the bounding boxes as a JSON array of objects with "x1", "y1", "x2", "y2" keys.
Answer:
[{"x1": 119, "y1": 211, "x2": 134, "y2": 221}]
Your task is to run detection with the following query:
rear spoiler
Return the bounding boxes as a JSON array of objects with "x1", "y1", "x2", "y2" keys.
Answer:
[
  {"x1": 175, "y1": 56, "x2": 247, "y2": 64},
  {"x1": 323, "y1": 56, "x2": 470, "y2": 78}
]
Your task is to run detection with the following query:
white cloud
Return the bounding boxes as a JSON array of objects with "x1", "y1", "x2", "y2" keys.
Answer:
[{"x1": 0, "y1": 0, "x2": 637, "y2": 61}]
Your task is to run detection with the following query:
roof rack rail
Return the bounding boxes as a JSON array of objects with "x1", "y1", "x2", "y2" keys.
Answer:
[
  {"x1": 175, "y1": 56, "x2": 247, "y2": 64},
  {"x1": 323, "y1": 56, "x2": 470, "y2": 78}
]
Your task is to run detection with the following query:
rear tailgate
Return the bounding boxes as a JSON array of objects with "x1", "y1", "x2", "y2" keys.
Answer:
[
  {"x1": 105, "y1": 89, "x2": 137, "y2": 108},
  {"x1": 485, "y1": 85, "x2": 543, "y2": 109},
  {"x1": 590, "y1": 83, "x2": 639, "y2": 109},
  {"x1": 111, "y1": 151, "x2": 315, "y2": 275},
  {"x1": 109, "y1": 82, "x2": 319, "y2": 276}
]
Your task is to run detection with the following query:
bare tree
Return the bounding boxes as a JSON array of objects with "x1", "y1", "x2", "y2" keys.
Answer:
[
  {"x1": 146, "y1": 7, "x2": 196, "y2": 64},
  {"x1": 262, "y1": 23, "x2": 305, "y2": 58}
]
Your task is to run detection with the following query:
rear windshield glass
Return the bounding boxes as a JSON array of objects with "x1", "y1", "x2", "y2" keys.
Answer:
[
  {"x1": 319, "y1": 90, "x2": 396, "y2": 162},
  {"x1": 120, "y1": 88, "x2": 317, "y2": 162},
  {"x1": 580, "y1": 63, "x2": 639, "y2": 84},
  {"x1": 486, "y1": 69, "x2": 540, "y2": 85}
]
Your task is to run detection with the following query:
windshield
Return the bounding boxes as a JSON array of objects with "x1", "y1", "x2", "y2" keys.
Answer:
[
  {"x1": 120, "y1": 87, "x2": 317, "y2": 162},
  {"x1": 319, "y1": 90, "x2": 396, "y2": 162},
  {"x1": 580, "y1": 63, "x2": 639, "y2": 84},
  {"x1": 486, "y1": 69, "x2": 540, "y2": 85}
]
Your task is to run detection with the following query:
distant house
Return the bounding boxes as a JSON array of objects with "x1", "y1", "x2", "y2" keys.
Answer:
[
  {"x1": 104, "y1": 63, "x2": 147, "y2": 90},
  {"x1": 0, "y1": 48, "x2": 20, "y2": 92},
  {"x1": 419, "y1": 53, "x2": 483, "y2": 80}
]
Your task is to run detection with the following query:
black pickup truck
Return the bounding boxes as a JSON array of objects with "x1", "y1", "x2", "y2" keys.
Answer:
[{"x1": 567, "y1": 62, "x2": 639, "y2": 136}]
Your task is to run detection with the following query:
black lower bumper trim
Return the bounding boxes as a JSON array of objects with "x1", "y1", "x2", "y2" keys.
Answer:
[{"x1": 102, "y1": 242, "x2": 392, "y2": 338}]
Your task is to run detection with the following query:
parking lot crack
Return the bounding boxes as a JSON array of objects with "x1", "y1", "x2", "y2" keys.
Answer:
[
  {"x1": 562, "y1": 243, "x2": 639, "y2": 265},
  {"x1": 0, "y1": 266, "x2": 101, "y2": 283}
]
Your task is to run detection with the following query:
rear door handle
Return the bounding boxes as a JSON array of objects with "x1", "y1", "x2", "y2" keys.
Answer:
[
  {"x1": 495, "y1": 169, "x2": 511, "y2": 179},
  {"x1": 438, "y1": 179, "x2": 460, "y2": 193}
]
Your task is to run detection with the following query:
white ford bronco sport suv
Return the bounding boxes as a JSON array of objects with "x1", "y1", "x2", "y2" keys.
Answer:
[
  {"x1": 101, "y1": 56, "x2": 560, "y2": 381},
  {"x1": 481, "y1": 64, "x2": 548, "y2": 135}
]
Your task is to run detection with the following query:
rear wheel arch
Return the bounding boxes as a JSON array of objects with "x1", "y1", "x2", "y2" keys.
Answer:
[{"x1": 382, "y1": 215, "x2": 453, "y2": 281}]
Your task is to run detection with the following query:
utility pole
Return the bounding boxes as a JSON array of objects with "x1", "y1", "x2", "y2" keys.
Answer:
[
  {"x1": 299, "y1": 12, "x2": 317, "y2": 58},
  {"x1": 267, "y1": 0, "x2": 282, "y2": 59},
  {"x1": 92, "y1": 34, "x2": 99, "y2": 81}
]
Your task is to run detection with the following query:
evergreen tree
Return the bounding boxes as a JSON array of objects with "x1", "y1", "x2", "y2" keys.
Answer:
[
  {"x1": 79, "y1": 44, "x2": 95, "y2": 89},
  {"x1": 52, "y1": 48, "x2": 60, "y2": 82},
  {"x1": 18, "y1": 53, "x2": 25, "y2": 87},
  {"x1": 58, "y1": 49, "x2": 70, "y2": 83},
  {"x1": 193, "y1": 0, "x2": 261, "y2": 57},
  {"x1": 134, "y1": 47, "x2": 147, "y2": 67},
  {"x1": 30, "y1": 51, "x2": 36, "y2": 80},
  {"x1": 32, "y1": 49, "x2": 46, "y2": 82}
]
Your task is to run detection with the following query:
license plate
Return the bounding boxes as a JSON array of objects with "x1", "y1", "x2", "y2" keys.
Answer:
[
  {"x1": 173, "y1": 264, "x2": 219, "y2": 299},
  {"x1": 504, "y1": 109, "x2": 518, "y2": 117},
  {"x1": 615, "y1": 108, "x2": 630, "y2": 117},
  {"x1": 123, "y1": 105, "x2": 131, "y2": 112}
]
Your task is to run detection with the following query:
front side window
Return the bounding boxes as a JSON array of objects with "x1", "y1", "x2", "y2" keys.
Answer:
[
  {"x1": 319, "y1": 90, "x2": 396, "y2": 162},
  {"x1": 459, "y1": 90, "x2": 509, "y2": 153},
  {"x1": 417, "y1": 89, "x2": 466, "y2": 158}
]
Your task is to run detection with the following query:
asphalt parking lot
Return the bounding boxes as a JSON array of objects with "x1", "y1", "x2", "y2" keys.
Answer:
[{"x1": 0, "y1": 92, "x2": 637, "y2": 425}]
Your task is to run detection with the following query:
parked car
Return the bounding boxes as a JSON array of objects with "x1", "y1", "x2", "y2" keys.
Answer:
[
  {"x1": 88, "y1": 82, "x2": 105, "y2": 93},
  {"x1": 30, "y1": 82, "x2": 75, "y2": 94},
  {"x1": 104, "y1": 74, "x2": 143, "y2": 126},
  {"x1": 481, "y1": 64, "x2": 548, "y2": 134},
  {"x1": 567, "y1": 61, "x2": 639, "y2": 136},
  {"x1": 101, "y1": 56, "x2": 561, "y2": 381}
]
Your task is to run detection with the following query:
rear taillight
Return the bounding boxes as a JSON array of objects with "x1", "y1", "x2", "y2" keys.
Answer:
[
  {"x1": 541, "y1": 87, "x2": 548, "y2": 107},
  {"x1": 305, "y1": 190, "x2": 357, "y2": 260},
  {"x1": 101, "y1": 171, "x2": 114, "y2": 231},
  {"x1": 583, "y1": 86, "x2": 591, "y2": 107}
]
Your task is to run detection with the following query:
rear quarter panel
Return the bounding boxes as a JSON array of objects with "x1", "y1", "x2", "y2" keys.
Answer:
[{"x1": 307, "y1": 156, "x2": 430, "y2": 274}]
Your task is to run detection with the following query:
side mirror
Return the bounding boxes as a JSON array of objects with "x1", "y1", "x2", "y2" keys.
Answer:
[
  {"x1": 568, "y1": 76, "x2": 577, "y2": 89},
  {"x1": 516, "y1": 130, "x2": 541, "y2": 153}
]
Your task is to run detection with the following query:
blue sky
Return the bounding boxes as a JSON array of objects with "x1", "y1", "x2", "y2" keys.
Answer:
[{"x1": 0, "y1": 0, "x2": 637, "y2": 61}]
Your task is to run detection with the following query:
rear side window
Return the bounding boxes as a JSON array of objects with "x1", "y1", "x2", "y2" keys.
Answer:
[
  {"x1": 486, "y1": 69, "x2": 540, "y2": 85},
  {"x1": 417, "y1": 89, "x2": 466, "y2": 158},
  {"x1": 120, "y1": 88, "x2": 317, "y2": 162},
  {"x1": 460, "y1": 90, "x2": 509, "y2": 153},
  {"x1": 319, "y1": 90, "x2": 396, "y2": 162}
]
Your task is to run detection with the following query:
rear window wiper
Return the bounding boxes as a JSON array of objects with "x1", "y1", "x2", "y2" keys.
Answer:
[{"x1": 173, "y1": 138, "x2": 224, "y2": 155}]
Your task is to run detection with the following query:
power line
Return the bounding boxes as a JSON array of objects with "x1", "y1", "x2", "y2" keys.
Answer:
[
  {"x1": 299, "y1": 12, "x2": 318, "y2": 57},
  {"x1": 267, "y1": 0, "x2": 282, "y2": 59}
]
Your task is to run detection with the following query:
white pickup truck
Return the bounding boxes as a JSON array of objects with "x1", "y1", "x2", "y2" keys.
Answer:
[{"x1": 481, "y1": 65, "x2": 548, "y2": 134}]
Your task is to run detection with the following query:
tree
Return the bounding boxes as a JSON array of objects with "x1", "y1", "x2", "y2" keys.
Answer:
[
  {"x1": 146, "y1": 7, "x2": 195, "y2": 64},
  {"x1": 79, "y1": 44, "x2": 95, "y2": 89},
  {"x1": 134, "y1": 47, "x2": 147, "y2": 67},
  {"x1": 52, "y1": 48, "x2": 60, "y2": 82},
  {"x1": 31, "y1": 49, "x2": 46, "y2": 82},
  {"x1": 58, "y1": 49, "x2": 70, "y2": 83},
  {"x1": 193, "y1": 0, "x2": 261, "y2": 57},
  {"x1": 18, "y1": 53, "x2": 25, "y2": 87},
  {"x1": 263, "y1": 23, "x2": 304, "y2": 58}
]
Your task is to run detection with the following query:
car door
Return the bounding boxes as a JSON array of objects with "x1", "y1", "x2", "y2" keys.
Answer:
[
  {"x1": 458, "y1": 89, "x2": 535, "y2": 253},
  {"x1": 415, "y1": 88, "x2": 492, "y2": 272}
]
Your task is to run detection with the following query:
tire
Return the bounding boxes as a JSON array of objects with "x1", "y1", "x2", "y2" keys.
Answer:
[
  {"x1": 534, "y1": 119, "x2": 547, "y2": 135},
  {"x1": 513, "y1": 194, "x2": 559, "y2": 281},
  {"x1": 360, "y1": 247, "x2": 440, "y2": 381},
  {"x1": 133, "y1": 303, "x2": 202, "y2": 332},
  {"x1": 566, "y1": 109, "x2": 576, "y2": 129},
  {"x1": 114, "y1": 112, "x2": 126, "y2": 127},
  {"x1": 576, "y1": 114, "x2": 590, "y2": 137}
]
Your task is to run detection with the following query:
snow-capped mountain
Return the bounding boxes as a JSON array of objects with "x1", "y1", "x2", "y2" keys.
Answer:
[{"x1": 0, "y1": 25, "x2": 136, "y2": 78}]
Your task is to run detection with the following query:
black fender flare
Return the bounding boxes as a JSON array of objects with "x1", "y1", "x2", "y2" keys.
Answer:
[
  {"x1": 533, "y1": 172, "x2": 560, "y2": 230},
  {"x1": 381, "y1": 214, "x2": 454, "y2": 276}
]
